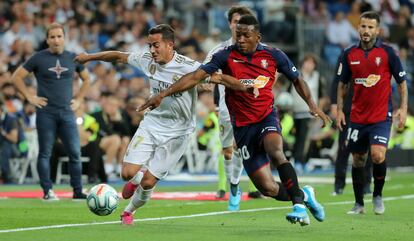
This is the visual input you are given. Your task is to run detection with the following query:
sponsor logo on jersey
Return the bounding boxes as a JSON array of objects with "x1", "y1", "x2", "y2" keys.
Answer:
[
  {"x1": 350, "y1": 61, "x2": 360, "y2": 65},
  {"x1": 375, "y1": 57, "x2": 381, "y2": 66},
  {"x1": 261, "y1": 59, "x2": 268, "y2": 69},
  {"x1": 399, "y1": 71, "x2": 406, "y2": 77},
  {"x1": 337, "y1": 63, "x2": 343, "y2": 75},
  {"x1": 239, "y1": 75, "x2": 270, "y2": 88},
  {"x1": 355, "y1": 74, "x2": 381, "y2": 87},
  {"x1": 233, "y1": 59, "x2": 244, "y2": 63}
]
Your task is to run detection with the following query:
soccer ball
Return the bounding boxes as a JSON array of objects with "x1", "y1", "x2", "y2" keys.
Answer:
[{"x1": 87, "y1": 184, "x2": 119, "y2": 216}]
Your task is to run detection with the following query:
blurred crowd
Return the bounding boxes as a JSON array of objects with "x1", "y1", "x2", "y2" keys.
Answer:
[{"x1": 1, "y1": 0, "x2": 414, "y2": 184}]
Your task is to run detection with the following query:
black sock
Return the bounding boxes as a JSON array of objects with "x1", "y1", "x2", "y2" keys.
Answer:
[
  {"x1": 373, "y1": 161, "x2": 387, "y2": 197},
  {"x1": 352, "y1": 166, "x2": 365, "y2": 206},
  {"x1": 273, "y1": 182, "x2": 291, "y2": 201},
  {"x1": 277, "y1": 162, "x2": 304, "y2": 204},
  {"x1": 230, "y1": 183, "x2": 239, "y2": 196}
]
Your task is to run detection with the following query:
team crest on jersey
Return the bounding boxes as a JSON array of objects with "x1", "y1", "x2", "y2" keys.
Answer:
[
  {"x1": 149, "y1": 64, "x2": 156, "y2": 75},
  {"x1": 375, "y1": 57, "x2": 381, "y2": 66},
  {"x1": 172, "y1": 74, "x2": 181, "y2": 82},
  {"x1": 261, "y1": 59, "x2": 268, "y2": 69}
]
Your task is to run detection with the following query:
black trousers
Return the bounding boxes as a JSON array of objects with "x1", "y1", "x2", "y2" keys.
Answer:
[{"x1": 292, "y1": 118, "x2": 311, "y2": 165}]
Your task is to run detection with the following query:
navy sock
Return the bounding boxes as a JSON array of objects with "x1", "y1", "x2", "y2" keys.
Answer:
[
  {"x1": 277, "y1": 162, "x2": 304, "y2": 204},
  {"x1": 273, "y1": 182, "x2": 291, "y2": 201},
  {"x1": 373, "y1": 161, "x2": 387, "y2": 197},
  {"x1": 230, "y1": 183, "x2": 239, "y2": 196},
  {"x1": 352, "y1": 166, "x2": 365, "y2": 206}
]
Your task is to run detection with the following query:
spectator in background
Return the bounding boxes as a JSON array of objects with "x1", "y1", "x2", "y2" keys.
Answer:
[
  {"x1": 11, "y1": 23, "x2": 90, "y2": 200},
  {"x1": 347, "y1": 1, "x2": 361, "y2": 30},
  {"x1": 0, "y1": 95, "x2": 19, "y2": 184},
  {"x1": 388, "y1": 7, "x2": 411, "y2": 45},
  {"x1": 1, "y1": 83, "x2": 23, "y2": 113},
  {"x1": 76, "y1": 101, "x2": 107, "y2": 183},
  {"x1": 92, "y1": 92, "x2": 130, "y2": 176},
  {"x1": 123, "y1": 95, "x2": 146, "y2": 138},
  {"x1": 290, "y1": 54, "x2": 325, "y2": 173},
  {"x1": 324, "y1": 11, "x2": 359, "y2": 66}
]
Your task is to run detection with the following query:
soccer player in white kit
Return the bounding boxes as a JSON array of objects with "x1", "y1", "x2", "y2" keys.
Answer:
[{"x1": 75, "y1": 24, "x2": 254, "y2": 225}]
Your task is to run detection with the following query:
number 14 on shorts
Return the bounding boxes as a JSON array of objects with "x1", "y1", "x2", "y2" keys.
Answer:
[{"x1": 347, "y1": 128, "x2": 359, "y2": 142}]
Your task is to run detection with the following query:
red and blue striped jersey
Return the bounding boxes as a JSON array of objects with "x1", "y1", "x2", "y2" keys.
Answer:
[
  {"x1": 201, "y1": 44, "x2": 299, "y2": 127},
  {"x1": 336, "y1": 39, "x2": 407, "y2": 124}
]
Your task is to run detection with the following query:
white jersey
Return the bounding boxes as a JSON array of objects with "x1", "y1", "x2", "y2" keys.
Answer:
[
  {"x1": 128, "y1": 51, "x2": 201, "y2": 137},
  {"x1": 204, "y1": 38, "x2": 233, "y2": 122}
]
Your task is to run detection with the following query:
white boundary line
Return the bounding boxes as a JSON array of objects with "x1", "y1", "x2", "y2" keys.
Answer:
[{"x1": 1, "y1": 194, "x2": 413, "y2": 234}]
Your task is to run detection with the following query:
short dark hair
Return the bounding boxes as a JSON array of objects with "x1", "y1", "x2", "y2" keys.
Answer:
[
  {"x1": 46, "y1": 22, "x2": 65, "y2": 38},
  {"x1": 227, "y1": 6, "x2": 254, "y2": 22},
  {"x1": 237, "y1": 15, "x2": 260, "y2": 32},
  {"x1": 148, "y1": 24, "x2": 175, "y2": 43},
  {"x1": 360, "y1": 11, "x2": 381, "y2": 25}
]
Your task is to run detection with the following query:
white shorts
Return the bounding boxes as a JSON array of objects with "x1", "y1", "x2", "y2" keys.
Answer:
[
  {"x1": 123, "y1": 127, "x2": 190, "y2": 179},
  {"x1": 219, "y1": 119, "x2": 234, "y2": 149}
]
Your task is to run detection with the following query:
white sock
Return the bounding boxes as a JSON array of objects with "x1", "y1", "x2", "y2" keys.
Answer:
[
  {"x1": 224, "y1": 158, "x2": 232, "y2": 182},
  {"x1": 104, "y1": 163, "x2": 114, "y2": 174},
  {"x1": 125, "y1": 185, "x2": 154, "y2": 213},
  {"x1": 130, "y1": 171, "x2": 144, "y2": 185},
  {"x1": 230, "y1": 152, "x2": 243, "y2": 185}
]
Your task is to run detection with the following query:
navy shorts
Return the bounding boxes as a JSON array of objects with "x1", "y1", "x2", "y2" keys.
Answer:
[
  {"x1": 347, "y1": 118, "x2": 392, "y2": 153},
  {"x1": 233, "y1": 109, "x2": 282, "y2": 175}
]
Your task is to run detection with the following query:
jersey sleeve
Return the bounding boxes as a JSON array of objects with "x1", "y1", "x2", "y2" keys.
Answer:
[
  {"x1": 127, "y1": 52, "x2": 147, "y2": 69},
  {"x1": 200, "y1": 48, "x2": 230, "y2": 75},
  {"x1": 22, "y1": 53, "x2": 38, "y2": 72},
  {"x1": 384, "y1": 46, "x2": 407, "y2": 84},
  {"x1": 270, "y1": 49, "x2": 299, "y2": 81},
  {"x1": 335, "y1": 50, "x2": 352, "y2": 84}
]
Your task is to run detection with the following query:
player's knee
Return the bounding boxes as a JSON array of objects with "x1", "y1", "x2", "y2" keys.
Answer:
[
  {"x1": 257, "y1": 183, "x2": 277, "y2": 197},
  {"x1": 352, "y1": 153, "x2": 366, "y2": 167},
  {"x1": 268, "y1": 150, "x2": 287, "y2": 166},
  {"x1": 371, "y1": 151, "x2": 385, "y2": 164},
  {"x1": 222, "y1": 147, "x2": 233, "y2": 160},
  {"x1": 120, "y1": 166, "x2": 136, "y2": 181},
  {"x1": 140, "y1": 179, "x2": 156, "y2": 190},
  {"x1": 120, "y1": 170, "x2": 133, "y2": 181}
]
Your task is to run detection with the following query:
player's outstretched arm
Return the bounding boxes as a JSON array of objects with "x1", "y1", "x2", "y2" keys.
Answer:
[
  {"x1": 293, "y1": 77, "x2": 331, "y2": 127},
  {"x1": 74, "y1": 51, "x2": 129, "y2": 64},
  {"x1": 336, "y1": 81, "x2": 347, "y2": 131},
  {"x1": 394, "y1": 81, "x2": 408, "y2": 128},
  {"x1": 210, "y1": 74, "x2": 259, "y2": 97},
  {"x1": 11, "y1": 66, "x2": 48, "y2": 108},
  {"x1": 138, "y1": 69, "x2": 207, "y2": 111}
]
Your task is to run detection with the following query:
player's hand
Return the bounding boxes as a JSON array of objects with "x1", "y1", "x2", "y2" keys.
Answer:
[
  {"x1": 71, "y1": 99, "x2": 81, "y2": 111},
  {"x1": 27, "y1": 95, "x2": 47, "y2": 108},
  {"x1": 209, "y1": 73, "x2": 222, "y2": 84},
  {"x1": 74, "y1": 53, "x2": 89, "y2": 64},
  {"x1": 394, "y1": 108, "x2": 407, "y2": 129},
  {"x1": 309, "y1": 106, "x2": 332, "y2": 128},
  {"x1": 246, "y1": 86, "x2": 259, "y2": 98},
  {"x1": 137, "y1": 94, "x2": 163, "y2": 111},
  {"x1": 336, "y1": 110, "x2": 346, "y2": 131}
]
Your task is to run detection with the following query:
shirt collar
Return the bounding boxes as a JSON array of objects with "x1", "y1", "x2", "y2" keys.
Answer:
[{"x1": 257, "y1": 43, "x2": 265, "y2": 51}]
